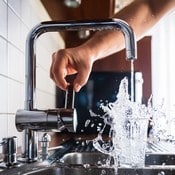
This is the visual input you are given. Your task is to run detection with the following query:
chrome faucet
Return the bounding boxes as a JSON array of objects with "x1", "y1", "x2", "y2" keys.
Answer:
[{"x1": 15, "y1": 18, "x2": 137, "y2": 162}]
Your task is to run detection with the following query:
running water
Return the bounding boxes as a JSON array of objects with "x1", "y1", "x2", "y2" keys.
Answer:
[
  {"x1": 84, "y1": 77, "x2": 169, "y2": 173},
  {"x1": 82, "y1": 61, "x2": 172, "y2": 173},
  {"x1": 130, "y1": 60, "x2": 134, "y2": 102},
  {"x1": 92, "y1": 77, "x2": 151, "y2": 169}
]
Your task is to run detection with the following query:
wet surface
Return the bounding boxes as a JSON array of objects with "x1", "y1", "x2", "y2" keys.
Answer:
[
  {"x1": 0, "y1": 139, "x2": 175, "y2": 175},
  {"x1": 1, "y1": 164, "x2": 175, "y2": 175}
]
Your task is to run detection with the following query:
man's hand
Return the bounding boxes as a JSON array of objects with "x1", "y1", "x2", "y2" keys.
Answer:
[{"x1": 50, "y1": 47, "x2": 93, "y2": 92}]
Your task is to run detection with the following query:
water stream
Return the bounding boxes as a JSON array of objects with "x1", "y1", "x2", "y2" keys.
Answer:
[
  {"x1": 130, "y1": 60, "x2": 134, "y2": 102},
  {"x1": 83, "y1": 79, "x2": 171, "y2": 174},
  {"x1": 92, "y1": 77, "x2": 151, "y2": 169},
  {"x1": 82, "y1": 61, "x2": 175, "y2": 174}
]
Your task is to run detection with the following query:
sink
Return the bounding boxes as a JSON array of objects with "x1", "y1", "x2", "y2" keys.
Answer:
[
  {"x1": 0, "y1": 153, "x2": 175, "y2": 175},
  {"x1": 33, "y1": 140, "x2": 175, "y2": 175},
  {"x1": 23, "y1": 167, "x2": 61, "y2": 175},
  {"x1": 0, "y1": 139, "x2": 175, "y2": 175},
  {"x1": 61, "y1": 152, "x2": 175, "y2": 166},
  {"x1": 21, "y1": 167, "x2": 115, "y2": 175},
  {"x1": 10, "y1": 166, "x2": 175, "y2": 175},
  {"x1": 60, "y1": 152, "x2": 113, "y2": 166},
  {"x1": 146, "y1": 153, "x2": 175, "y2": 165}
]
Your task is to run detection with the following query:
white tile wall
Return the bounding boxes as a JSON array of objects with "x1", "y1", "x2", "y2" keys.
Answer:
[
  {"x1": 7, "y1": 0, "x2": 21, "y2": 17},
  {"x1": 8, "y1": 43, "x2": 24, "y2": 82},
  {"x1": 8, "y1": 6, "x2": 22, "y2": 49},
  {"x1": 0, "y1": 115, "x2": 8, "y2": 153},
  {"x1": 7, "y1": 79, "x2": 24, "y2": 114},
  {"x1": 20, "y1": 1, "x2": 31, "y2": 27},
  {"x1": 0, "y1": 36, "x2": 8, "y2": 75},
  {"x1": 0, "y1": 0, "x2": 7, "y2": 38},
  {"x1": 36, "y1": 90, "x2": 56, "y2": 110},
  {"x1": 7, "y1": 114, "x2": 22, "y2": 147},
  {"x1": 0, "y1": 0, "x2": 65, "y2": 151},
  {"x1": 0, "y1": 76, "x2": 8, "y2": 114}
]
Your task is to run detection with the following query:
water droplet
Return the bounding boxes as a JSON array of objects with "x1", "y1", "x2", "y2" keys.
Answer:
[
  {"x1": 101, "y1": 169, "x2": 106, "y2": 175},
  {"x1": 157, "y1": 171, "x2": 165, "y2": 175},
  {"x1": 91, "y1": 123, "x2": 95, "y2": 128},
  {"x1": 85, "y1": 119, "x2": 91, "y2": 127},
  {"x1": 83, "y1": 164, "x2": 90, "y2": 168}
]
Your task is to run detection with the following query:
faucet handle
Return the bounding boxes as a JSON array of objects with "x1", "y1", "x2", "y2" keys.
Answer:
[
  {"x1": 65, "y1": 74, "x2": 76, "y2": 109},
  {"x1": 1, "y1": 136, "x2": 18, "y2": 167},
  {"x1": 65, "y1": 84, "x2": 75, "y2": 109}
]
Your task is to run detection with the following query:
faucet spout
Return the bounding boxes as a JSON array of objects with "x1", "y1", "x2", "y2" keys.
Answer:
[
  {"x1": 25, "y1": 19, "x2": 136, "y2": 111},
  {"x1": 17, "y1": 18, "x2": 137, "y2": 162}
]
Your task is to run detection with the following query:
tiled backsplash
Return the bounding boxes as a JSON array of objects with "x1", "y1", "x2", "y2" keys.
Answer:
[{"x1": 0, "y1": 0, "x2": 64, "y2": 151}]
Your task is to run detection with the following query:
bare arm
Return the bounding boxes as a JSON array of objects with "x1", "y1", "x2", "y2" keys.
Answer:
[
  {"x1": 50, "y1": 0, "x2": 175, "y2": 92},
  {"x1": 82, "y1": 0, "x2": 175, "y2": 60}
]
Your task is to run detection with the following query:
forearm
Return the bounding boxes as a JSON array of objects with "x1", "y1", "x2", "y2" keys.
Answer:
[
  {"x1": 79, "y1": 0, "x2": 175, "y2": 62},
  {"x1": 114, "y1": 0, "x2": 175, "y2": 39}
]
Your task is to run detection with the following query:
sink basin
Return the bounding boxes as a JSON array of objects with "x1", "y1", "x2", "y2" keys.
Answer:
[
  {"x1": 61, "y1": 152, "x2": 175, "y2": 166},
  {"x1": 0, "y1": 152, "x2": 175, "y2": 175},
  {"x1": 0, "y1": 139, "x2": 174, "y2": 175},
  {"x1": 13, "y1": 166, "x2": 175, "y2": 175},
  {"x1": 60, "y1": 152, "x2": 113, "y2": 166},
  {"x1": 146, "y1": 153, "x2": 175, "y2": 165},
  {"x1": 24, "y1": 167, "x2": 61, "y2": 175},
  {"x1": 21, "y1": 167, "x2": 115, "y2": 175}
]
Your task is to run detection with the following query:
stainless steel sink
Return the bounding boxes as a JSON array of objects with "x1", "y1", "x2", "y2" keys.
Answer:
[
  {"x1": 61, "y1": 152, "x2": 175, "y2": 166},
  {"x1": 21, "y1": 167, "x2": 115, "y2": 175},
  {"x1": 146, "y1": 153, "x2": 175, "y2": 165},
  {"x1": 12, "y1": 165, "x2": 175, "y2": 175},
  {"x1": 23, "y1": 167, "x2": 61, "y2": 175},
  {"x1": 61, "y1": 152, "x2": 113, "y2": 166},
  {"x1": 0, "y1": 139, "x2": 175, "y2": 175},
  {"x1": 0, "y1": 153, "x2": 175, "y2": 175},
  {"x1": 23, "y1": 152, "x2": 175, "y2": 175}
]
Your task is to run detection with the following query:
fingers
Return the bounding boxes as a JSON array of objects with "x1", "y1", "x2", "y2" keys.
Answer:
[
  {"x1": 50, "y1": 52, "x2": 68, "y2": 91},
  {"x1": 73, "y1": 67, "x2": 91, "y2": 92}
]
